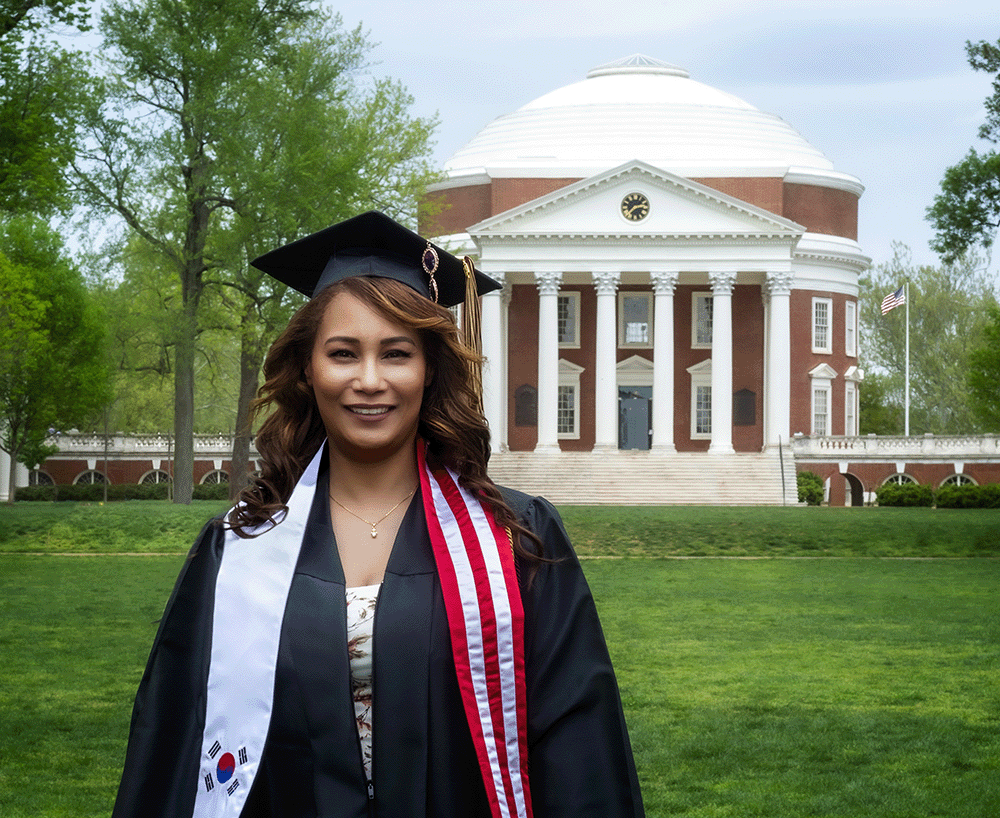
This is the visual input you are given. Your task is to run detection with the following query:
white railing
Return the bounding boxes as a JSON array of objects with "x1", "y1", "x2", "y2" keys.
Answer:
[
  {"x1": 791, "y1": 433, "x2": 1000, "y2": 459},
  {"x1": 45, "y1": 432, "x2": 259, "y2": 458}
]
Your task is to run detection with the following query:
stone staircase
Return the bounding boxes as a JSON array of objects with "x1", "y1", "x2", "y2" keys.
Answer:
[{"x1": 487, "y1": 447, "x2": 798, "y2": 505}]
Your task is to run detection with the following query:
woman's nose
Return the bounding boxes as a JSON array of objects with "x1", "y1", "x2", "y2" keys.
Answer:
[{"x1": 357, "y1": 356, "x2": 383, "y2": 391}]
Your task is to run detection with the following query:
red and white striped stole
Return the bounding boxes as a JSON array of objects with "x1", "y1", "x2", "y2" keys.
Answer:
[{"x1": 417, "y1": 441, "x2": 533, "y2": 818}]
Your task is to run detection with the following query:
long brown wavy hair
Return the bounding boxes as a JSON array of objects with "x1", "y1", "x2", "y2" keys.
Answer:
[{"x1": 228, "y1": 276, "x2": 543, "y2": 566}]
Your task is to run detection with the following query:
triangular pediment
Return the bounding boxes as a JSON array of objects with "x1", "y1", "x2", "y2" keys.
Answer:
[
  {"x1": 559, "y1": 358, "x2": 585, "y2": 375},
  {"x1": 809, "y1": 363, "x2": 838, "y2": 379},
  {"x1": 617, "y1": 354, "x2": 655, "y2": 374},
  {"x1": 468, "y1": 160, "x2": 803, "y2": 240},
  {"x1": 687, "y1": 358, "x2": 713, "y2": 376}
]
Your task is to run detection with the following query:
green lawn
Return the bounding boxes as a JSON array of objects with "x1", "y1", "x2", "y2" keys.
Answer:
[
  {"x1": 3, "y1": 501, "x2": 999, "y2": 558},
  {"x1": 1, "y1": 504, "x2": 997, "y2": 816}
]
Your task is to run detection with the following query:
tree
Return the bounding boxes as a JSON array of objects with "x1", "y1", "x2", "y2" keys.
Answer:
[
  {"x1": 0, "y1": 2, "x2": 95, "y2": 215},
  {"x1": 0, "y1": 216, "x2": 111, "y2": 502},
  {"x1": 859, "y1": 243, "x2": 994, "y2": 435},
  {"x1": 927, "y1": 39, "x2": 1000, "y2": 264},
  {"x1": 72, "y1": 0, "x2": 324, "y2": 503},
  {"x1": 74, "y1": 0, "x2": 438, "y2": 502},
  {"x1": 858, "y1": 371, "x2": 902, "y2": 435},
  {"x1": 0, "y1": 1, "x2": 91, "y2": 37},
  {"x1": 968, "y1": 303, "x2": 1000, "y2": 430},
  {"x1": 212, "y1": 18, "x2": 438, "y2": 497}
]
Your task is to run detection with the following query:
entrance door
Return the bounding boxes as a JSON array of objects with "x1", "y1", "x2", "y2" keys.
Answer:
[{"x1": 619, "y1": 386, "x2": 652, "y2": 450}]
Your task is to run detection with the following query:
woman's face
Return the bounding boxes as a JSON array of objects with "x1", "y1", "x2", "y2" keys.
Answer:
[{"x1": 305, "y1": 290, "x2": 428, "y2": 462}]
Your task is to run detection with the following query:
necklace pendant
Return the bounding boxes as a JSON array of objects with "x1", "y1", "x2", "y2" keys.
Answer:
[{"x1": 371, "y1": 525, "x2": 378, "y2": 538}]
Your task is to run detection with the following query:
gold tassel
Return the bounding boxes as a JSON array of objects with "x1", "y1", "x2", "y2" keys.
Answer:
[{"x1": 461, "y1": 256, "x2": 484, "y2": 413}]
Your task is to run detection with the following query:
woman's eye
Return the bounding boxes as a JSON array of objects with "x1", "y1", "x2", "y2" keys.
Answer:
[
  {"x1": 329, "y1": 349, "x2": 354, "y2": 359},
  {"x1": 385, "y1": 349, "x2": 412, "y2": 359}
]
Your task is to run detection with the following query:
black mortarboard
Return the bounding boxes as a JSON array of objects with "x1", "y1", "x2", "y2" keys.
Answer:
[{"x1": 249, "y1": 210, "x2": 500, "y2": 308}]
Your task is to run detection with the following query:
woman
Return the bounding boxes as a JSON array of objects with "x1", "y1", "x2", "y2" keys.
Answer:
[{"x1": 112, "y1": 212, "x2": 644, "y2": 818}]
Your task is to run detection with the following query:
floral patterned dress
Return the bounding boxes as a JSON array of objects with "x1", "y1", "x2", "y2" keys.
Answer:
[{"x1": 346, "y1": 584, "x2": 380, "y2": 782}]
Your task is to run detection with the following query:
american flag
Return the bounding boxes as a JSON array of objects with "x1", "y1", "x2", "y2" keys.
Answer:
[{"x1": 881, "y1": 285, "x2": 906, "y2": 315}]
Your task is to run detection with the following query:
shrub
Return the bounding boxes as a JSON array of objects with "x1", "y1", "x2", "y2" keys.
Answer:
[
  {"x1": 193, "y1": 483, "x2": 230, "y2": 501},
  {"x1": 875, "y1": 482, "x2": 934, "y2": 507},
  {"x1": 797, "y1": 471, "x2": 824, "y2": 505},
  {"x1": 936, "y1": 483, "x2": 1000, "y2": 509},
  {"x1": 17, "y1": 483, "x2": 171, "y2": 502}
]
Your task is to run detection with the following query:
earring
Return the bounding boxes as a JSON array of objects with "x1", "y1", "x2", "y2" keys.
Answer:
[{"x1": 422, "y1": 242, "x2": 440, "y2": 303}]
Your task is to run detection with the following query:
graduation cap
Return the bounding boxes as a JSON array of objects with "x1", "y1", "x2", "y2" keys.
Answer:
[{"x1": 249, "y1": 210, "x2": 500, "y2": 308}]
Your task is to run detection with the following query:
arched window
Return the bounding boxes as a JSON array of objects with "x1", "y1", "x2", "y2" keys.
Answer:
[
  {"x1": 29, "y1": 470, "x2": 54, "y2": 486},
  {"x1": 940, "y1": 473, "x2": 977, "y2": 487},
  {"x1": 882, "y1": 473, "x2": 916, "y2": 486},
  {"x1": 201, "y1": 469, "x2": 229, "y2": 484},
  {"x1": 74, "y1": 470, "x2": 107, "y2": 485},
  {"x1": 140, "y1": 469, "x2": 172, "y2": 485}
]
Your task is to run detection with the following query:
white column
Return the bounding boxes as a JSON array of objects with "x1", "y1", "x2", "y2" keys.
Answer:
[
  {"x1": 651, "y1": 271, "x2": 679, "y2": 452},
  {"x1": 708, "y1": 271, "x2": 736, "y2": 454},
  {"x1": 481, "y1": 271, "x2": 507, "y2": 453},
  {"x1": 534, "y1": 271, "x2": 562, "y2": 453},
  {"x1": 765, "y1": 271, "x2": 793, "y2": 449},
  {"x1": 0, "y1": 448, "x2": 10, "y2": 502},
  {"x1": 592, "y1": 271, "x2": 620, "y2": 451}
]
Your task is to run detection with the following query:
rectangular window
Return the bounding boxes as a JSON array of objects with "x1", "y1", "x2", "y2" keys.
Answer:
[
  {"x1": 812, "y1": 387, "x2": 829, "y2": 436},
  {"x1": 812, "y1": 298, "x2": 832, "y2": 354},
  {"x1": 695, "y1": 384, "x2": 712, "y2": 436},
  {"x1": 557, "y1": 384, "x2": 576, "y2": 436},
  {"x1": 845, "y1": 300, "x2": 857, "y2": 357},
  {"x1": 692, "y1": 293, "x2": 713, "y2": 348},
  {"x1": 845, "y1": 381, "x2": 857, "y2": 436},
  {"x1": 557, "y1": 292, "x2": 580, "y2": 347},
  {"x1": 619, "y1": 292, "x2": 652, "y2": 347}
]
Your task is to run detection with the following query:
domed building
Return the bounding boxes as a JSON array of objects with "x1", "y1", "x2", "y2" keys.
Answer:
[{"x1": 422, "y1": 55, "x2": 869, "y2": 503}]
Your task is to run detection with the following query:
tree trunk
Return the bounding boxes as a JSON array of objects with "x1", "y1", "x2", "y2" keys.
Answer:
[
  {"x1": 173, "y1": 301, "x2": 197, "y2": 504},
  {"x1": 230, "y1": 315, "x2": 262, "y2": 501},
  {"x1": 173, "y1": 151, "x2": 211, "y2": 505}
]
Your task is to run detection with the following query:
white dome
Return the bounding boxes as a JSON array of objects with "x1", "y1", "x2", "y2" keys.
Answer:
[{"x1": 443, "y1": 55, "x2": 841, "y2": 181}]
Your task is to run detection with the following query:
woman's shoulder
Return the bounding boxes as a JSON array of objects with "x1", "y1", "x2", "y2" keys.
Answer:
[{"x1": 495, "y1": 485, "x2": 560, "y2": 523}]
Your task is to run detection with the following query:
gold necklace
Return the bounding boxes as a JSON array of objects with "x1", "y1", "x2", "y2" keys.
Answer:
[{"x1": 329, "y1": 486, "x2": 417, "y2": 538}]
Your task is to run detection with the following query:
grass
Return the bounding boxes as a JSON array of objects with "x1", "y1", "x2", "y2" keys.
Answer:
[
  {"x1": 0, "y1": 500, "x2": 230, "y2": 553},
  {"x1": 588, "y1": 559, "x2": 1000, "y2": 817},
  {"x1": 1, "y1": 503, "x2": 998, "y2": 816},
  {"x1": 3, "y1": 501, "x2": 999, "y2": 558}
]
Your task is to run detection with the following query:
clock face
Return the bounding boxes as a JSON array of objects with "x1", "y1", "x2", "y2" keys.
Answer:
[{"x1": 621, "y1": 192, "x2": 650, "y2": 221}]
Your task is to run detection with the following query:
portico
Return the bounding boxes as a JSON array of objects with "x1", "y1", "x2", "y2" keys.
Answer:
[{"x1": 469, "y1": 160, "x2": 804, "y2": 455}]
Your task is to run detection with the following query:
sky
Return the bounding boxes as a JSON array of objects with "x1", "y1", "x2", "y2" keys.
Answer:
[{"x1": 327, "y1": 0, "x2": 999, "y2": 272}]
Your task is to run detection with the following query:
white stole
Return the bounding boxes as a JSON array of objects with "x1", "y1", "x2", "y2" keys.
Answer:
[{"x1": 192, "y1": 446, "x2": 322, "y2": 817}]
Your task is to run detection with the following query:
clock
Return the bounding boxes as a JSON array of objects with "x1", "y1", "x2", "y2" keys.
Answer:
[{"x1": 621, "y1": 192, "x2": 650, "y2": 222}]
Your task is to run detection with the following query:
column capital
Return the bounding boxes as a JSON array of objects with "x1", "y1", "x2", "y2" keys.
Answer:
[
  {"x1": 764, "y1": 270, "x2": 794, "y2": 297},
  {"x1": 709, "y1": 271, "x2": 737, "y2": 296},
  {"x1": 650, "y1": 270, "x2": 679, "y2": 295},
  {"x1": 534, "y1": 271, "x2": 562, "y2": 296},
  {"x1": 592, "y1": 271, "x2": 620, "y2": 296},
  {"x1": 483, "y1": 270, "x2": 507, "y2": 289}
]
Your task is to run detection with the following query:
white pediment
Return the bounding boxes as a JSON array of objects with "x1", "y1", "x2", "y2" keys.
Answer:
[
  {"x1": 687, "y1": 358, "x2": 713, "y2": 376},
  {"x1": 809, "y1": 363, "x2": 838, "y2": 379},
  {"x1": 468, "y1": 160, "x2": 803, "y2": 240},
  {"x1": 617, "y1": 354, "x2": 655, "y2": 374}
]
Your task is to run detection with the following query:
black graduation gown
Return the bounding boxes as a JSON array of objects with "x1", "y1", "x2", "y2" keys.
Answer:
[{"x1": 111, "y1": 472, "x2": 644, "y2": 817}]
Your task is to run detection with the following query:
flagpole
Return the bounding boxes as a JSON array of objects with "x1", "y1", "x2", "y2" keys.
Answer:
[{"x1": 904, "y1": 281, "x2": 910, "y2": 437}]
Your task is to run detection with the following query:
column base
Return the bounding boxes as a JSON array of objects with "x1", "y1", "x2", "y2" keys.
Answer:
[
  {"x1": 708, "y1": 442, "x2": 735, "y2": 455},
  {"x1": 591, "y1": 442, "x2": 619, "y2": 454},
  {"x1": 650, "y1": 442, "x2": 677, "y2": 453},
  {"x1": 533, "y1": 442, "x2": 562, "y2": 454}
]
